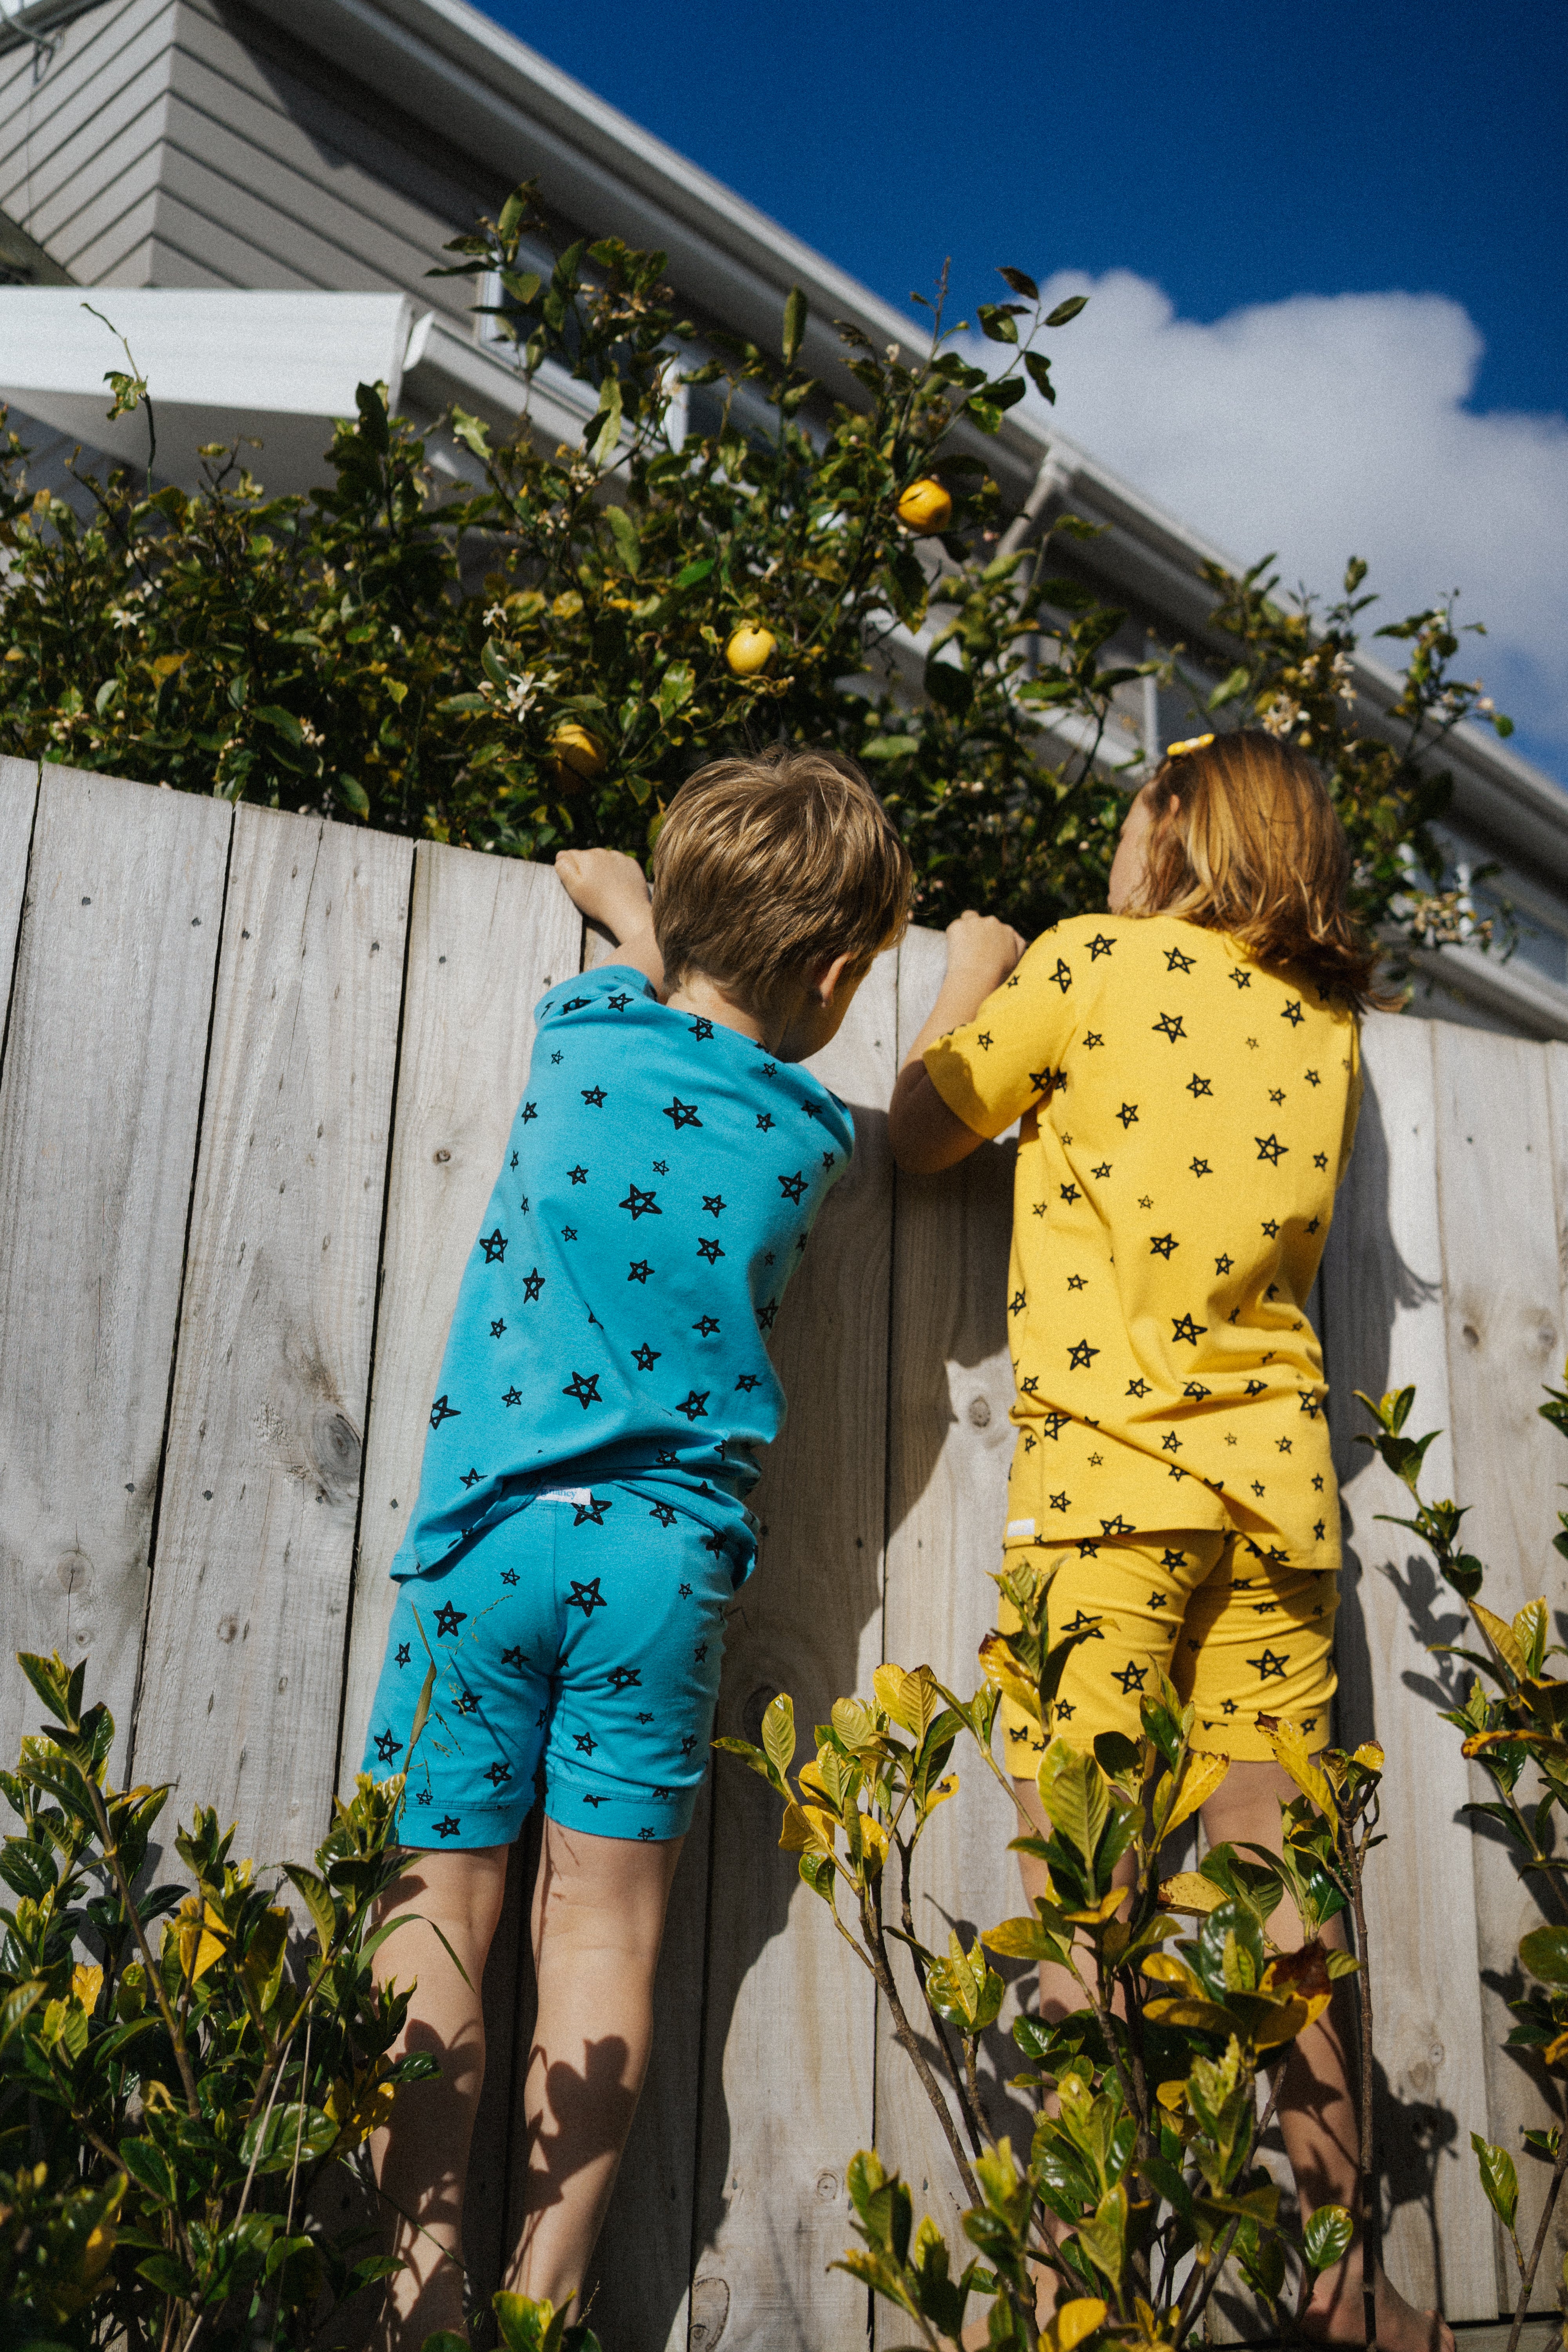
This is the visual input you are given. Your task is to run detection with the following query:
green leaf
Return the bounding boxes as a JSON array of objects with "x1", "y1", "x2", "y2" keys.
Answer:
[
  {"x1": 334, "y1": 773, "x2": 370, "y2": 820},
  {"x1": 605, "y1": 503, "x2": 641, "y2": 577},
  {"x1": 1303, "y1": 2203, "x2": 1353, "y2": 2273},
  {"x1": 976, "y1": 303, "x2": 1020, "y2": 345},
  {"x1": 1045, "y1": 294, "x2": 1089, "y2": 327},
  {"x1": 1037, "y1": 1743, "x2": 1110, "y2": 1875},
  {"x1": 1521, "y1": 1926, "x2": 1568, "y2": 1987},
  {"x1": 1471, "y1": 2131, "x2": 1519, "y2": 2229},
  {"x1": 657, "y1": 661, "x2": 694, "y2": 720},
  {"x1": 121, "y1": 2135, "x2": 180, "y2": 2203},
  {"x1": 924, "y1": 657, "x2": 973, "y2": 719},
  {"x1": 1024, "y1": 352, "x2": 1056, "y2": 405},
  {"x1": 762, "y1": 1692, "x2": 796, "y2": 1779},
  {"x1": 283, "y1": 1862, "x2": 339, "y2": 1956},
  {"x1": 1207, "y1": 666, "x2": 1252, "y2": 713},
  {"x1": 782, "y1": 285, "x2": 808, "y2": 368},
  {"x1": 998, "y1": 266, "x2": 1039, "y2": 301},
  {"x1": 587, "y1": 376, "x2": 623, "y2": 468}
]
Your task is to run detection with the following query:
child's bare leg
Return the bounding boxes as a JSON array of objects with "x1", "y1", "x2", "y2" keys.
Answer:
[
  {"x1": 1200, "y1": 1759, "x2": 1453, "y2": 2352},
  {"x1": 506, "y1": 1816, "x2": 684, "y2": 2310},
  {"x1": 370, "y1": 1843, "x2": 510, "y2": 2352}
]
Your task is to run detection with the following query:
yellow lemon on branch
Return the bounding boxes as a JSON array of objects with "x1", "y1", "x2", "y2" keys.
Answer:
[
  {"x1": 551, "y1": 720, "x2": 606, "y2": 786},
  {"x1": 896, "y1": 476, "x2": 952, "y2": 534},
  {"x1": 725, "y1": 624, "x2": 778, "y2": 677}
]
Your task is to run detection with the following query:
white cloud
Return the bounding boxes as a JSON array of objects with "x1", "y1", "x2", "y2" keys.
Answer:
[{"x1": 1009, "y1": 270, "x2": 1568, "y2": 768}]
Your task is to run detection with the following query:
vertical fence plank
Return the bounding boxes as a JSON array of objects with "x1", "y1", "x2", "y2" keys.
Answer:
[
  {"x1": 678, "y1": 947, "x2": 898, "y2": 2352},
  {"x1": 131, "y1": 807, "x2": 411, "y2": 1864},
  {"x1": 1323, "y1": 1013, "x2": 1497, "y2": 2320},
  {"x1": 338, "y1": 844, "x2": 584, "y2": 1782},
  {"x1": 0, "y1": 760, "x2": 38, "y2": 1016},
  {"x1": 1431, "y1": 1022, "x2": 1566, "y2": 2310},
  {"x1": 873, "y1": 926, "x2": 1026, "y2": 2294},
  {"x1": 0, "y1": 767, "x2": 230, "y2": 1773},
  {"x1": 338, "y1": 839, "x2": 583, "y2": 2313}
]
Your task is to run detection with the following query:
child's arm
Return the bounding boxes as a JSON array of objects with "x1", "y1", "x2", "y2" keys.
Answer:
[
  {"x1": 554, "y1": 849, "x2": 664, "y2": 992},
  {"x1": 888, "y1": 912, "x2": 1025, "y2": 1174}
]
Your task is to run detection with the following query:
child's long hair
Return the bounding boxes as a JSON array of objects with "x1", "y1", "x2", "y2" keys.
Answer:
[{"x1": 1129, "y1": 729, "x2": 1387, "y2": 1007}]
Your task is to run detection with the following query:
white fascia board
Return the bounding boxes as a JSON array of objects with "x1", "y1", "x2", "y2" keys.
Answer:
[
  {"x1": 0, "y1": 287, "x2": 413, "y2": 488},
  {"x1": 1404, "y1": 940, "x2": 1568, "y2": 1043}
]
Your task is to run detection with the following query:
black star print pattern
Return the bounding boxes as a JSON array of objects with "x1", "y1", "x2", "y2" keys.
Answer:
[
  {"x1": 563, "y1": 1371, "x2": 601, "y2": 1410},
  {"x1": 620, "y1": 1183, "x2": 661, "y2": 1218}
]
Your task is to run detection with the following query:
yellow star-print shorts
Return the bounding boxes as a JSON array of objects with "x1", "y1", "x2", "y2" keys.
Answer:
[{"x1": 997, "y1": 1528, "x2": 1338, "y2": 1767}]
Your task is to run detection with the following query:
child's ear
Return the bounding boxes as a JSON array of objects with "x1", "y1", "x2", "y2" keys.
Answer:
[{"x1": 814, "y1": 949, "x2": 860, "y2": 1006}]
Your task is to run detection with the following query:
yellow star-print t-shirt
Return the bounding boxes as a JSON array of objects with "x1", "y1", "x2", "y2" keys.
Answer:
[{"x1": 923, "y1": 912, "x2": 1362, "y2": 1571}]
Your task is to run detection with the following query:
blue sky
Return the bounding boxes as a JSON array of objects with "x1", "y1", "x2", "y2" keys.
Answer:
[{"x1": 485, "y1": 0, "x2": 1567, "y2": 779}]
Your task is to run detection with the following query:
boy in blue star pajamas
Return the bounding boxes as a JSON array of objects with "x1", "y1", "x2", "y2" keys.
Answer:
[
  {"x1": 366, "y1": 750, "x2": 911, "y2": 2348},
  {"x1": 365, "y1": 963, "x2": 857, "y2": 1845}
]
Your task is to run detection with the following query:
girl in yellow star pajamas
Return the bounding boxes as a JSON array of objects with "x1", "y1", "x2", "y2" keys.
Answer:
[{"x1": 889, "y1": 730, "x2": 1450, "y2": 2352}]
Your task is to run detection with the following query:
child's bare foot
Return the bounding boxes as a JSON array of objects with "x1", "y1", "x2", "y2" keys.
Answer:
[{"x1": 1301, "y1": 2240, "x2": 1453, "y2": 2352}]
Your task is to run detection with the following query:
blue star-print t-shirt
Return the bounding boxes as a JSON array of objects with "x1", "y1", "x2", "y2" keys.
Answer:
[{"x1": 391, "y1": 964, "x2": 856, "y2": 1577}]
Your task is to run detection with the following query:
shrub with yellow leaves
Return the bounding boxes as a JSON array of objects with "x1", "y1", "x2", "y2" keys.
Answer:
[
  {"x1": 719, "y1": 1559, "x2": 1359, "y2": 2350},
  {"x1": 0, "y1": 1648, "x2": 435, "y2": 2352}
]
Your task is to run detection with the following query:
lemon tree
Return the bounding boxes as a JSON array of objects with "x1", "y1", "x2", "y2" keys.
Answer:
[{"x1": 0, "y1": 183, "x2": 1512, "y2": 941}]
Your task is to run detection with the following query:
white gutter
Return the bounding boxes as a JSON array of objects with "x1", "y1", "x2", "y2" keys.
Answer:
[{"x1": 0, "y1": 0, "x2": 107, "y2": 52}]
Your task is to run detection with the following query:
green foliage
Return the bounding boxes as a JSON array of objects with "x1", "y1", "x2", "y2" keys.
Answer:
[
  {"x1": 1357, "y1": 1376, "x2": 1568, "y2": 2332},
  {"x1": 1196, "y1": 555, "x2": 1515, "y2": 965},
  {"x1": 719, "y1": 1570, "x2": 1360, "y2": 2349},
  {"x1": 0, "y1": 187, "x2": 1510, "y2": 946},
  {"x1": 0, "y1": 1649, "x2": 432, "y2": 2351}
]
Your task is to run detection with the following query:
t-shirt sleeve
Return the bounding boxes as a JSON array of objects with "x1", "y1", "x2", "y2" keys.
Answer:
[
  {"x1": 534, "y1": 964, "x2": 657, "y2": 1028},
  {"x1": 922, "y1": 931, "x2": 1080, "y2": 1140}
]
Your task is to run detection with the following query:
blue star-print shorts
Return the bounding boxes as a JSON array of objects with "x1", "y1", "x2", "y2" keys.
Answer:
[{"x1": 362, "y1": 1484, "x2": 750, "y2": 1846}]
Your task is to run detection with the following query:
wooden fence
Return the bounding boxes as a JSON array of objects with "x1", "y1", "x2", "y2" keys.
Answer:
[{"x1": 0, "y1": 755, "x2": 1563, "y2": 2348}]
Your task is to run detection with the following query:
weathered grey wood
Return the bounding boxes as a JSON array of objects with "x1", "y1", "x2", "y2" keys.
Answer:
[
  {"x1": 686, "y1": 946, "x2": 898, "y2": 2351},
  {"x1": 0, "y1": 759, "x2": 38, "y2": 1028},
  {"x1": 0, "y1": 765, "x2": 229, "y2": 1777},
  {"x1": 1324, "y1": 1014, "x2": 1498, "y2": 2322},
  {"x1": 131, "y1": 806, "x2": 410, "y2": 1862},
  {"x1": 874, "y1": 924, "x2": 1028, "y2": 2301},
  {"x1": 338, "y1": 840, "x2": 584, "y2": 1781},
  {"x1": 1431, "y1": 1022, "x2": 1566, "y2": 2310}
]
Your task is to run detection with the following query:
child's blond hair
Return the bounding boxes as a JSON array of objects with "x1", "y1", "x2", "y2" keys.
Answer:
[
  {"x1": 652, "y1": 747, "x2": 913, "y2": 1015},
  {"x1": 1132, "y1": 728, "x2": 1384, "y2": 1005}
]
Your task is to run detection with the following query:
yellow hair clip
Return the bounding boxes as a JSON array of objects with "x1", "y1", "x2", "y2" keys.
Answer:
[{"x1": 1164, "y1": 733, "x2": 1214, "y2": 759}]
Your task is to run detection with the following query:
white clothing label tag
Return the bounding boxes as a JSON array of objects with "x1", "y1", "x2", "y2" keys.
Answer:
[
  {"x1": 1005, "y1": 1518, "x2": 1036, "y2": 1541},
  {"x1": 535, "y1": 1486, "x2": 592, "y2": 1506}
]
